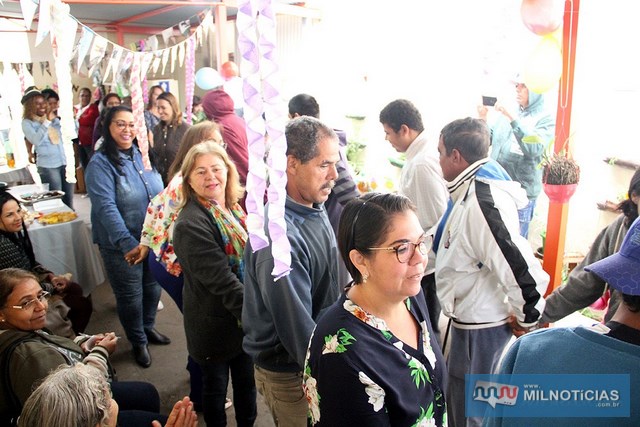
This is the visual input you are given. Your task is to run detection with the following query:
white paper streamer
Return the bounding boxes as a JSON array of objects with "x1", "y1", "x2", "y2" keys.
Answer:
[
  {"x1": 50, "y1": 0, "x2": 78, "y2": 183},
  {"x1": 170, "y1": 45, "x2": 178, "y2": 73}
]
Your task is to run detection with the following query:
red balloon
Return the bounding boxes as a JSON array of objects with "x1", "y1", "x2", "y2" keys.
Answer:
[
  {"x1": 220, "y1": 61, "x2": 239, "y2": 80},
  {"x1": 521, "y1": 0, "x2": 563, "y2": 36}
]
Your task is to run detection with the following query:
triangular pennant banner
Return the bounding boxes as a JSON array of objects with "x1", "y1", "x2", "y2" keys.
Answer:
[
  {"x1": 161, "y1": 49, "x2": 170, "y2": 74},
  {"x1": 178, "y1": 20, "x2": 191, "y2": 37},
  {"x1": 152, "y1": 56, "x2": 161, "y2": 75},
  {"x1": 178, "y1": 42, "x2": 185, "y2": 68},
  {"x1": 161, "y1": 27, "x2": 173, "y2": 47},
  {"x1": 147, "y1": 35, "x2": 158, "y2": 52},
  {"x1": 141, "y1": 52, "x2": 153, "y2": 78},
  {"x1": 35, "y1": 0, "x2": 53, "y2": 46},
  {"x1": 20, "y1": 0, "x2": 38, "y2": 30},
  {"x1": 76, "y1": 27, "x2": 94, "y2": 73},
  {"x1": 170, "y1": 45, "x2": 178, "y2": 73}
]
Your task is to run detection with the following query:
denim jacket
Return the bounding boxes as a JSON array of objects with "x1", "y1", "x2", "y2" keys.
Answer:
[
  {"x1": 85, "y1": 146, "x2": 163, "y2": 253},
  {"x1": 21, "y1": 118, "x2": 67, "y2": 168}
]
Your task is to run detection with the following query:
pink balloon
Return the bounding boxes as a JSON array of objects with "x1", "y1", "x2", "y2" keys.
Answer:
[{"x1": 521, "y1": 0, "x2": 563, "y2": 36}]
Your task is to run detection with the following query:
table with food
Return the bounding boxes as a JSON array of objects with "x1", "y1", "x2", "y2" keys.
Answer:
[{"x1": 9, "y1": 184, "x2": 105, "y2": 296}]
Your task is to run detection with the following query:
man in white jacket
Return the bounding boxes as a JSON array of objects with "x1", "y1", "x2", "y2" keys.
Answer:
[
  {"x1": 379, "y1": 99, "x2": 449, "y2": 342},
  {"x1": 435, "y1": 117, "x2": 549, "y2": 427}
]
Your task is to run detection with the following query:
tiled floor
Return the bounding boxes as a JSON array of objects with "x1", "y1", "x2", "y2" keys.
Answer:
[{"x1": 74, "y1": 193, "x2": 275, "y2": 426}]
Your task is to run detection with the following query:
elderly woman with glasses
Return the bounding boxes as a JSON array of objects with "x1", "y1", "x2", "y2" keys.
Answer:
[
  {"x1": 86, "y1": 105, "x2": 168, "y2": 368},
  {"x1": 303, "y1": 192, "x2": 447, "y2": 427},
  {"x1": 0, "y1": 268, "x2": 164, "y2": 426},
  {"x1": 0, "y1": 190, "x2": 92, "y2": 338}
]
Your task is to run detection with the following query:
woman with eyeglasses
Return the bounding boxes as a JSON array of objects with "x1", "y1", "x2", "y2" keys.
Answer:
[
  {"x1": 125, "y1": 121, "x2": 227, "y2": 409},
  {"x1": 303, "y1": 192, "x2": 447, "y2": 426},
  {"x1": 0, "y1": 268, "x2": 165, "y2": 426},
  {"x1": 0, "y1": 190, "x2": 92, "y2": 338},
  {"x1": 86, "y1": 106, "x2": 168, "y2": 368}
]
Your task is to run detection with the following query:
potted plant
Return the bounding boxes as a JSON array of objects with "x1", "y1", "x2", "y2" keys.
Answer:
[{"x1": 540, "y1": 148, "x2": 580, "y2": 203}]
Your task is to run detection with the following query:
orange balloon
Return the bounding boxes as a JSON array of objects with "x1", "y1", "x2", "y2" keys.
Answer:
[
  {"x1": 521, "y1": 0, "x2": 563, "y2": 36},
  {"x1": 220, "y1": 61, "x2": 239, "y2": 80}
]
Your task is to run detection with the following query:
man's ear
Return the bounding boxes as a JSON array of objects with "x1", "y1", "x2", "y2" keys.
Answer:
[
  {"x1": 287, "y1": 155, "x2": 299, "y2": 175},
  {"x1": 399, "y1": 124, "x2": 411, "y2": 137}
]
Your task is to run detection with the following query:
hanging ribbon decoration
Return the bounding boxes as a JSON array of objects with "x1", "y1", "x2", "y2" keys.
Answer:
[
  {"x1": 237, "y1": 0, "x2": 269, "y2": 253},
  {"x1": 257, "y1": 0, "x2": 290, "y2": 279},
  {"x1": 130, "y1": 53, "x2": 151, "y2": 170},
  {"x1": 50, "y1": 0, "x2": 78, "y2": 183},
  {"x1": 184, "y1": 36, "x2": 196, "y2": 124},
  {"x1": 237, "y1": 0, "x2": 291, "y2": 279}
]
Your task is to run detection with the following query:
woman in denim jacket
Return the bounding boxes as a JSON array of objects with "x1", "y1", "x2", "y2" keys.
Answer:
[{"x1": 85, "y1": 106, "x2": 169, "y2": 368}]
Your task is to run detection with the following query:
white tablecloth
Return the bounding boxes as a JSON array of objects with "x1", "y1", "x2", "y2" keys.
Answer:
[{"x1": 9, "y1": 185, "x2": 105, "y2": 296}]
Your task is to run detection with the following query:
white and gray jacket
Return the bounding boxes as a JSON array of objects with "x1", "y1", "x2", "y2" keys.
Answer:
[{"x1": 435, "y1": 158, "x2": 548, "y2": 328}]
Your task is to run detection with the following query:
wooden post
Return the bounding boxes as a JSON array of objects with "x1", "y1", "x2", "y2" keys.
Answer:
[{"x1": 543, "y1": 0, "x2": 580, "y2": 295}]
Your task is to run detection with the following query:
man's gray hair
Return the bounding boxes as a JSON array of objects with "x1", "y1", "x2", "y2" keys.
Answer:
[{"x1": 285, "y1": 116, "x2": 337, "y2": 164}]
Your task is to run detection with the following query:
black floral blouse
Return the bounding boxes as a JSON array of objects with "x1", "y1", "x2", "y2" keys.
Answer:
[{"x1": 304, "y1": 291, "x2": 448, "y2": 426}]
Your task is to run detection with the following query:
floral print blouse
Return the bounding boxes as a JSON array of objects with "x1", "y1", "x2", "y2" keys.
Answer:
[
  {"x1": 304, "y1": 292, "x2": 447, "y2": 426},
  {"x1": 140, "y1": 173, "x2": 183, "y2": 276}
]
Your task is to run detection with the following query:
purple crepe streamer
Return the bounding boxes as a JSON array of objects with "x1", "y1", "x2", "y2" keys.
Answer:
[
  {"x1": 184, "y1": 36, "x2": 195, "y2": 124},
  {"x1": 256, "y1": 0, "x2": 291, "y2": 279},
  {"x1": 237, "y1": 0, "x2": 269, "y2": 253}
]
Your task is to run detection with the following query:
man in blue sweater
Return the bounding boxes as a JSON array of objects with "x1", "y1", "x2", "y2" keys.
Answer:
[
  {"x1": 487, "y1": 217, "x2": 640, "y2": 426},
  {"x1": 242, "y1": 116, "x2": 341, "y2": 426}
]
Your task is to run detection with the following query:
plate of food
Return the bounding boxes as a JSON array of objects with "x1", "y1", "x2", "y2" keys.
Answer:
[
  {"x1": 19, "y1": 190, "x2": 65, "y2": 206},
  {"x1": 37, "y1": 211, "x2": 78, "y2": 225}
]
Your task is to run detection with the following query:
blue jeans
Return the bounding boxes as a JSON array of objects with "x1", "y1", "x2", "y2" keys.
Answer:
[
  {"x1": 201, "y1": 352, "x2": 257, "y2": 427},
  {"x1": 518, "y1": 199, "x2": 537, "y2": 239},
  {"x1": 99, "y1": 247, "x2": 161, "y2": 345},
  {"x1": 37, "y1": 165, "x2": 74, "y2": 209},
  {"x1": 111, "y1": 381, "x2": 167, "y2": 426}
]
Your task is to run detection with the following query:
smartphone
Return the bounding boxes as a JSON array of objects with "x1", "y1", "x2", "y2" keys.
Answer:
[{"x1": 482, "y1": 96, "x2": 497, "y2": 107}]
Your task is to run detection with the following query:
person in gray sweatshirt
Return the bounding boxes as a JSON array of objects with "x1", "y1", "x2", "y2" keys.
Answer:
[{"x1": 242, "y1": 116, "x2": 341, "y2": 427}]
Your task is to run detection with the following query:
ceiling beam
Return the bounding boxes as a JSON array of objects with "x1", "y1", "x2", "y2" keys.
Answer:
[
  {"x1": 62, "y1": 0, "x2": 223, "y2": 5},
  {"x1": 112, "y1": 5, "x2": 182, "y2": 25}
]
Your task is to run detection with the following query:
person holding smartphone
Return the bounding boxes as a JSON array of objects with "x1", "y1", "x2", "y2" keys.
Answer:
[{"x1": 478, "y1": 76, "x2": 555, "y2": 238}]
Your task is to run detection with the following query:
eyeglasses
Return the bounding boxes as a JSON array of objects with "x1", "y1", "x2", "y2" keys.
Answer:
[
  {"x1": 113, "y1": 121, "x2": 136, "y2": 131},
  {"x1": 10, "y1": 291, "x2": 50, "y2": 311},
  {"x1": 368, "y1": 235, "x2": 433, "y2": 263}
]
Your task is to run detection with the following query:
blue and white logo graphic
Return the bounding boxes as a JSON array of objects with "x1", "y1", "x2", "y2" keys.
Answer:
[{"x1": 466, "y1": 374, "x2": 630, "y2": 418}]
